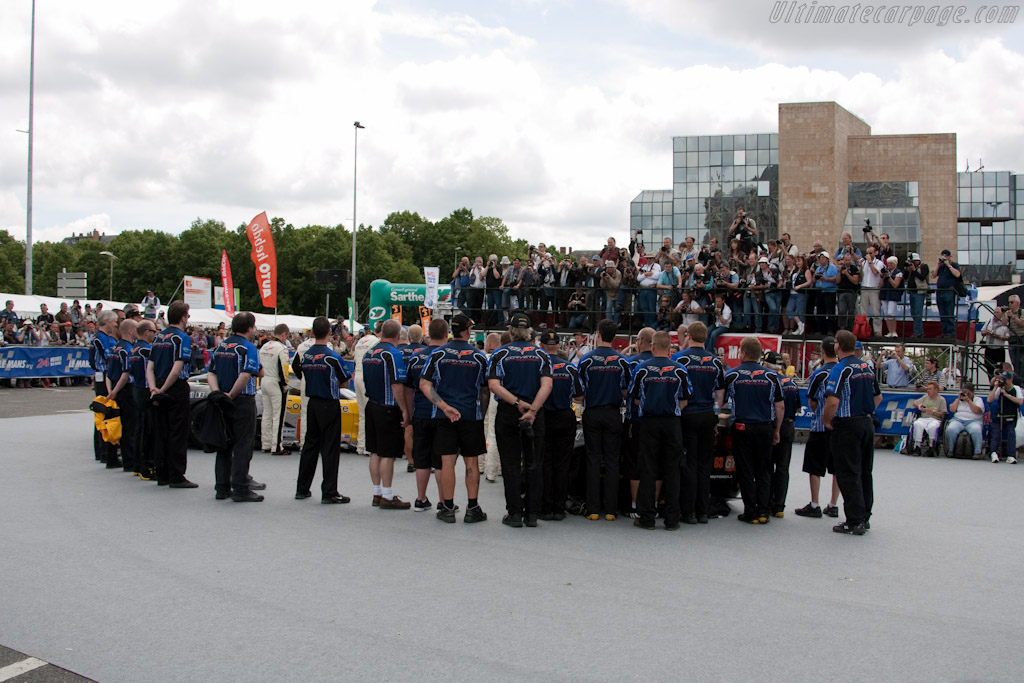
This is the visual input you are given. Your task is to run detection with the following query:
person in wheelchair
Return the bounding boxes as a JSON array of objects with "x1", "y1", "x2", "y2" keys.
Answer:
[
  {"x1": 910, "y1": 381, "x2": 948, "y2": 455},
  {"x1": 945, "y1": 383, "x2": 985, "y2": 459}
]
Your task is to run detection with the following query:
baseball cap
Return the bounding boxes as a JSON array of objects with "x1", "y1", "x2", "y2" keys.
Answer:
[
  {"x1": 941, "y1": 249, "x2": 952, "y2": 256},
  {"x1": 450, "y1": 314, "x2": 473, "y2": 335},
  {"x1": 605, "y1": 261, "x2": 616, "y2": 267},
  {"x1": 854, "y1": 341, "x2": 863, "y2": 350},
  {"x1": 509, "y1": 312, "x2": 531, "y2": 329},
  {"x1": 539, "y1": 330, "x2": 559, "y2": 345},
  {"x1": 910, "y1": 253, "x2": 921, "y2": 261},
  {"x1": 758, "y1": 256, "x2": 769, "y2": 264},
  {"x1": 762, "y1": 350, "x2": 782, "y2": 365}
]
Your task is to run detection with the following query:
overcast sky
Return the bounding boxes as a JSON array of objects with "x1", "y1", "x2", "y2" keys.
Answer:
[{"x1": 1, "y1": 0, "x2": 1022, "y2": 249}]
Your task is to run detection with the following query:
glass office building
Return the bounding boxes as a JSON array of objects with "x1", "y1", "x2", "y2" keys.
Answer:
[
  {"x1": 843, "y1": 181, "x2": 921, "y2": 259},
  {"x1": 957, "y1": 171, "x2": 1024, "y2": 271}
]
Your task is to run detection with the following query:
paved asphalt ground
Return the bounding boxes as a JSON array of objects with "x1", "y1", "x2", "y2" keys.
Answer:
[{"x1": 1, "y1": 386, "x2": 1022, "y2": 682}]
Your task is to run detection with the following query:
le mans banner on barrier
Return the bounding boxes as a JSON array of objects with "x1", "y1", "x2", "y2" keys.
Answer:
[{"x1": 0, "y1": 347, "x2": 93, "y2": 378}]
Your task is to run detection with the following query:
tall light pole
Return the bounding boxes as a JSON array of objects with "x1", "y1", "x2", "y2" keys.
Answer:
[
  {"x1": 100, "y1": 251, "x2": 116, "y2": 301},
  {"x1": 351, "y1": 121, "x2": 365, "y2": 325},
  {"x1": 24, "y1": 0, "x2": 36, "y2": 295}
]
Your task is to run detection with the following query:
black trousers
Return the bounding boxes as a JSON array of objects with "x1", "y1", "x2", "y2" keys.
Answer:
[
  {"x1": 769, "y1": 419, "x2": 795, "y2": 510},
  {"x1": 132, "y1": 384, "x2": 155, "y2": 471},
  {"x1": 215, "y1": 395, "x2": 257, "y2": 495},
  {"x1": 830, "y1": 415, "x2": 875, "y2": 525},
  {"x1": 465, "y1": 287, "x2": 485, "y2": 323},
  {"x1": 638, "y1": 416, "x2": 682, "y2": 526},
  {"x1": 583, "y1": 406, "x2": 622, "y2": 515},
  {"x1": 731, "y1": 421, "x2": 773, "y2": 516},
  {"x1": 816, "y1": 291, "x2": 837, "y2": 335},
  {"x1": 93, "y1": 380, "x2": 117, "y2": 462},
  {"x1": 495, "y1": 403, "x2": 545, "y2": 515},
  {"x1": 680, "y1": 410, "x2": 717, "y2": 517},
  {"x1": 297, "y1": 396, "x2": 342, "y2": 498},
  {"x1": 542, "y1": 408, "x2": 576, "y2": 515},
  {"x1": 152, "y1": 379, "x2": 190, "y2": 483},
  {"x1": 117, "y1": 388, "x2": 138, "y2": 471}
]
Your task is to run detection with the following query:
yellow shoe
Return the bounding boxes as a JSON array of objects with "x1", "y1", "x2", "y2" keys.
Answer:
[
  {"x1": 585, "y1": 513, "x2": 599, "y2": 520},
  {"x1": 605, "y1": 514, "x2": 617, "y2": 521}
]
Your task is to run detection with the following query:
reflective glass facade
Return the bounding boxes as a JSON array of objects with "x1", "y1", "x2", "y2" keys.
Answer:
[
  {"x1": 956, "y1": 171, "x2": 1024, "y2": 270},
  {"x1": 629, "y1": 190, "x2": 673, "y2": 244},
  {"x1": 844, "y1": 181, "x2": 921, "y2": 259}
]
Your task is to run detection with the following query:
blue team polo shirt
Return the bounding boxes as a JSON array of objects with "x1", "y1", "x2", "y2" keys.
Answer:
[
  {"x1": 725, "y1": 362, "x2": 784, "y2": 425},
  {"x1": 628, "y1": 357, "x2": 692, "y2": 418},
  {"x1": 106, "y1": 339, "x2": 133, "y2": 385},
  {"x1": 150, "y1": 327, "x2": 192, "y2": 381},
  {"x1": 89, "y1": 330, "x2": 116, "y2": 374},
  {"x1": 779, "y1": 375, "x2": 800, "y2": 420},
  {"x1": 825, "y1": 355, "x2": 880, "y2": 418},
  {"x1": 210, "y1": 334, "x2": 261, "y2": 396},
  {"x1": 362, "y1": 341, "x2": 407, "y2": 406},
  {"x1": 807, "y1": 361, "x2": 837, "y2": 432},
  {"x1": 577, "y1": 347, "x2": 629, "y2": 408},
  {"x1": 544, "y1": 357, "x2": 581, "y2": 411},
  {"x1": 422, "y1": 339, "x2": 489, "y2": 421},
  {"x1": 129, "y1": 341, "x2": 151, "y2": 388},
  {"x1": 405, "y1": 345, "x2": 438, "y2": 420},
  {"x1": 487, "y1": 341, "x2": 553, "y2": 402},
  {"x1": 671, "y1": 347, "x2": 726, "y2": 414},
  {"x1": 298, "y1": 344, "x2": 349, "y2": 400}
]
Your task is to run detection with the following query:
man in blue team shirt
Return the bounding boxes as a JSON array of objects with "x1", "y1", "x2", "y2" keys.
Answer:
[
  {"x1": 106, "y1": 319, "x2": 138, "y2": 472},
  {"x1": 89, "y1": 310, "x2": 119, "y2": 464},
  {"x1": 399, "y1": 324, "x2": 425, "y2": 473},
  {"x1": 933, "y1": 248, "x2": 962, "y2": 339},
  {"x1": 628, "y1": 331, "x2": 691, "y2": 530},
  {"x1": 764, "y1": 351, "x2": 800, "y2": 518},
  {"x1": 362, "y1": 319, "x2": 411, "y2": 509},
  {"x1": 725, "y1": 337, "x2": 784, "y2": 524},
  {"x1": 208, "y1": 313, "x2": 264, "y2": 502},
  {"x1": 130, "y1": 320, "x2": 157, "y2": 480},
  {"x1": 618, "y1": 327, "x2": 651, "y2": 518},
  {"x1": 487, "y1": 313, "x2": 553, "y2": 528},
  {"x1": 823, "y1": 330, "x2": 882, "y2": 535},
  {"x1": 795, "y1": 338, "x2": 841, "y2": 519},
  {"x1": 405, "y1": 320, "x2": 447, "y2": 511},
  {"x1": 578, "y1": 318, "x2": 629, "y2": 521},
  {"x1": 420, "y1": 315, "x2": 490, "y2": 524},
  {"x1": 146, "y1": 300, "x2": 196, "y2": 488},
  {"x1": 538, "y1": 330, "x2": 581, "y2": 521},
  {"x1": 672, "y1": 322, "x2": 726, "y2": 525},
  {"x1": 291, "y1": 316, "x2": 351, "y2": 503}
]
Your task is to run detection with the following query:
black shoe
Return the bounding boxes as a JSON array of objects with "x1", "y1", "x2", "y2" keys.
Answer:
[
  {"x1": 524, "y1": 514, "x2": 538, "y2": 527},
  {"x1": 633, "y1": 519, "x2": 656, "y2": 530},
  {"x1": 168, "y1": 479, "x2": 198, "y2": 488},
  {"x1": 696, "y1": 515, "x2": 709, "y2": 524},
  {"x1": 682, "y1": 513, "x2": 698, "y2": 525},
  {"x1": 823, "y1": 504, "x2": 840, "y2": 518},
  {"x1": 864, "y1": 520, "x2": 871, "y2": 530},
  {"x1": 413, "y1": 498, "x2": 432, "y2": 512},
  {"x1": 122, "y1": 465, "x2": 133, "y2": 473},
  {"x1": 833, "y1": 521, "x2": 867, "y2": 536},
  {"x1": 459, "y1": 505, "x2": 486, "y2": 523},
  {"x1": 215, "y1": 490, "x2": 231, "y2": 500},
  {"x1": 406, "y1": 464, "x2": 415, "y2": 473},
  {"x1": 737, "y1": 513, "x2": 760, "y2": 524},
  {"x1": 139, "y1": 468, "x2": 157, "y2": 481},
  {"x1": 436, "y1": 501, "x2": 460, "y2": 513},
  {"x1": 247, "y1": 476, "x2": 266, "y2": 491},
  {"x1": 538, "y1": 511, "x2": 554, "y2": 521},
  {"x1": 758, "y1": 513, "x2": 770, "y2": 524},
  {"x1": 321, "y1": 495, "x2": 351, "y2": 504},
  {"x1": 502, "y1": 513, "x2": 523, "y2": 528},
  {"x1": 105, "y1": 459, "x2": 122, "y2": 469},
  {"x1": 437, "y1": 506, "x2": 456, "y2": 523},
  {"x1": 551, "y1": 511, "x2": 566, "y2": 521},
  {"x1": 232, "y1": 491, "x2": 265, "y2": 502},
  {"x1": 157, "y1": 480, "x2": 169, "y2": 486},
  {"x1": 795, "y1": 503, "x2": 823, "y2": 518},
  {"x1": 295, "y1": 491, "x2": 312, "y2": 500},
  {"x1": 665, "y1": 520, "x2": 680, "y2": 531}
]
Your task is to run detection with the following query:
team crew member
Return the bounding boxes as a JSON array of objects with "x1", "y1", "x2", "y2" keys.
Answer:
[
  {"x1": 146, "y1": 301, "x2": 196, "y2": 488},
  {"x1": 578, "y1": 319, "x2": 629, "y2": 521},
  {"x1": 294, "y1": 333, "x2": 316, "y2": 447},
  {"x1": 487, "y1": 313, "x2": 553, "y2": 528},
  {"x1": 671, "y1": 322, "x2": 726, "y2": 525},
  {"x1": 353, "y1": 322, "x2": 381, "y2": 456},
  {"x1": 538, "y1": 330, "x2": 580, "y2": 521},
  {"x1": 420, "y1": 315, "x2": 489, "y2": 524},
  {"x1": 363, "y1": 320, "x2": 411, "y2": 509},
  {"x1": 765, "y1": 351, "x2": 800, "y2": 517},
  {"x1": 628, "y1": 331, "x2": 691, "y2": 530},
  {"x1": 823, "y1": 330, "x2": 882, "y2": 535},
  {"x1": 89, "y1": 310, "x2": 119, "y2": 464},
  {"x1": 725, "y1": 337, "x2": 784, "y2": 524},
  {"x1": 622, "y1": 327, "x2": 655, "y2": 518},
  {"x1": 291, "y1": 316, "x2": 352, "y2": 503},
  {"x1": 259, "y1": 324, "x2": 291, "y2": 455},
  {"x1": 400, "y1": 324, "x2": 425, "y2": 472},
  {"x1": 795, "y1": 338, "x2": 841, "y2": 518},
  {"x1": 208, "y1": 313, "x2": 264, "y2": 502},
  {"x1": 130, "y1": 320, "x2": 158, "y2": 480},
  {"x1": 106, "y1": 319, "x2": 139, "y2": 472},
  {"x1": 405, "y1": 321, "x2": 446, "y2": 511}
]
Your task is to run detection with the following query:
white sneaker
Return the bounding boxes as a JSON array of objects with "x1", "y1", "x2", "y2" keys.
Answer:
[
  {"x1": 991, "y1": 452, "x2": 1000, "y2": 463},
  {"x1": 1009, "y1": 457, "x2": 1018, "y2": 464},
  {"x1": 795, "y1": 322, "x2": 804, "y2": 336}
]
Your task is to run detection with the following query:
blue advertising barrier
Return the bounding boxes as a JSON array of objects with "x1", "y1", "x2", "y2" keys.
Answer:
[{"x1": 0, "y1": 346, "x2": 93, "y2": 378}]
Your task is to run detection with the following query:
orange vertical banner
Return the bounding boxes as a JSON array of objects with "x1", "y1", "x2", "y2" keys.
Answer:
[
  {"x1": 246, "y1": 211, "x2": 277, "y2": 308},
  {"x1": 418, "y1": 305, "x2": 431, "y2": 330},
  {"x1": 221, "y1": 250, "x2": 235, "y2": 315},
  {"x1": 391, "y1": 305, "x2": 402, "y2": 324}
]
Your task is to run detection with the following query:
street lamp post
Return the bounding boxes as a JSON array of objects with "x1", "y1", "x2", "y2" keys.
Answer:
[
  {"x1": 351, "y1": 121, "x2": 365, "y2": 326},
  {"x1": 100, "y1": 251, "x2": 117, "y2": 301},
  {"x1": 24, "y1": 0, "x2": 36, "y2": 295}
]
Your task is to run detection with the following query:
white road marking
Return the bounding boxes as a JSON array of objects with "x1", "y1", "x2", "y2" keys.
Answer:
[{"x1": 0, "y1": 657, "x2": 47, "y2": 681}]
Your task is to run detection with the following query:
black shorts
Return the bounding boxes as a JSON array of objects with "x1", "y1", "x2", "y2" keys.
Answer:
[
  {"x1": 412, "y1": 418, "x2": 441, "y2": 470},
  {"x1": 434, "y1": 419, "x2": 486, "y2": 459},
  {"x1": 366, "y1": 401, "x2": 404, "y2": 458},
  {"x1": 802, "y1": 431, "x2": 834, "y2": 476}
]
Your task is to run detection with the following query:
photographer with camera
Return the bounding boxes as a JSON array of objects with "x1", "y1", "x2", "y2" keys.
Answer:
[
  {"x1": 862, "y1": 220, "x2": 894, "y2": 262},
  {"x1": 982, "y1": 303, "x2": 1012, "y2": 375},
  {"x1": 452, "y1": 256, "x2": 472, "y2": 313},
  {"x1": 599, "y1": 260, "x2": 622, "y2": 322},
  {"x1": 903, "y1": 253, "x2": 930, "y2": 337},
  {"x1": 999, "y1": 294, "x2": 1024, "y2": 373},
  {"x1": 858, "y1": 245, "x2": 884, "y2": 338},
  {"x1": 835, "y1": 252, "x2": 861, "y2": 333},
  {"x1": 487, "y1": 313, "x2": 553, "y2": 527},
  {"x1": 553, "y1": 255, "x2": 576, "y2": 327},
  {"x1": 813, "y1": 252, "x2": 839, "y2": 336},
  {"x1": 485, "y1": 255, "x2": 505, "y2": 326},
  {"x1": 988, "y1": 371, "x2": 1023, "y2": 463},
  {"x1": 879, "y1": 257, "x2": 904, "y2": 338},
  {"x1": 945, "y1": 383, "x2": 984, "y2": 459},
  {"x1": 931, "y1": 249, "x2": 962, "y2": 339},
  {"x1": 466, "y1": 256, "x2": 486, "y2": 323},
  {"x1": 878, "y1": 343, "x2": 911, "y2": 388},
  {"x1": 833, "y1": 232, "x2": 863, "y2": 262},
  {"x1": 728, "y1": 208, "x2": 758, "y2": 256}
]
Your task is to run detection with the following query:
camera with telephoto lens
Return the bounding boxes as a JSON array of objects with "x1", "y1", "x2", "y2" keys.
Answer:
[{"x1": 862, "y1": 218, "x2": 873, "y2": 234}]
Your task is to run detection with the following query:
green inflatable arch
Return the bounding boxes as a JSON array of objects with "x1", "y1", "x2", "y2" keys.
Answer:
[{"x1": 367, "y1": 279, "x2": 452, "y2": 327}]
